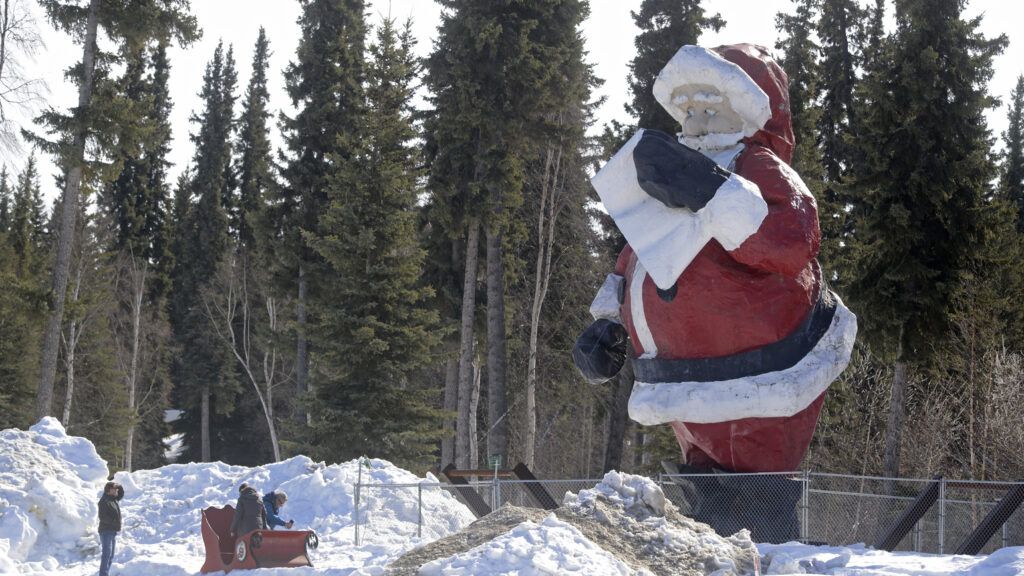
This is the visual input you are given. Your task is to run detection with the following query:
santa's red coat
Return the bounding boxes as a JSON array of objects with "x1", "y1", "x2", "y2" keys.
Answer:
[{"x1": 616, "y1": 45, "x2": 830, "y2": 473}]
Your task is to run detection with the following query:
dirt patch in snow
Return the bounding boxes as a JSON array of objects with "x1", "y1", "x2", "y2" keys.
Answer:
[{"x1": 386, "y1": 471, "x2": 759, "y2": 576}]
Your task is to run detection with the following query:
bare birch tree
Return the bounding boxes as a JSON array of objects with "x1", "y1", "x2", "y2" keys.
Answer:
[{"x1": 203, "y1": 251, "x2": 286, "y2": 461}]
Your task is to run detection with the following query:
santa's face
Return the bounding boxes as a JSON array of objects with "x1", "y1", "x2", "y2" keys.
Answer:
[{"x1": 670, "y1": 83, "x2": 745, "y2": 152}]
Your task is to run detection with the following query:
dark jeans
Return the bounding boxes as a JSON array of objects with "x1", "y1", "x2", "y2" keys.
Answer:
[{"x1": 99, "y1": 530, "x2": 117, "y2": 576}]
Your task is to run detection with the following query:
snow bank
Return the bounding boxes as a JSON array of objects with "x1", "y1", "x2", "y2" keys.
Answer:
[
  {"x1": 759, "y1": 541, "x2": 1024, "y2": 575},
  {"x1": 418, "y1": 514, "x2": 644, "y2": 576},
  {"x1": 0, "y1": 417, "x2": 109, "y2": 572},
  {"x1": 0, "y1": 419, "x2": 474, "y2": 575}
]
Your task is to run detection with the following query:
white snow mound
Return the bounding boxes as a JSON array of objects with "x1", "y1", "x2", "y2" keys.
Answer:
[
  {"x1": 0, "y1": 419, "x2": 474, "y2": 575},
  {"x1": 0, "y1": 417, "x2": 109, "y2": 573},
  {"x1": 563, "y1": 469, "x2": 666, "y2": 515}
]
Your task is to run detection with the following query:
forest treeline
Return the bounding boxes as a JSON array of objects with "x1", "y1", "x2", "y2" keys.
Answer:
[{"x1": 0, "y1": 0, "x2": 1023, "y2": 482}]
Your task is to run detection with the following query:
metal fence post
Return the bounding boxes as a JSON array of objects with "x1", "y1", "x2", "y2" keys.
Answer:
[
  {"x1": 417, "y1": 483, "x2": 423, "y2": 539},
  {"x1": 354, "y1": 465, "x2": 362, "y2": 546},
  {"x1": 800, "y1": 470, "x2": 810, "y2": 543},
  {"x1": 938, "y1": 478, "x2": 946, "y2": 554}
]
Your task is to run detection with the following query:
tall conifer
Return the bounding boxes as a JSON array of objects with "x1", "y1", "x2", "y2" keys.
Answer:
[
  {"x1": 848, "y1": 0, "x2": 1007, "y2": 479},
  {"x1": 276, "y1": 0, "x2": 367, "y2": 429},
  {"x1": 1002, "y1": 75, "x2": 1024, "y2": 228},
  {"x1": 308, "y1": 19, "x2": 442, "y2": 468},
  {"x1": 170, "y1": 41, "x2": 240, "y2": 462}
]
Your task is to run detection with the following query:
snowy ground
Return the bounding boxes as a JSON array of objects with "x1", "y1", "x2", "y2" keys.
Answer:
[{"x1": 2, "y1": 418, "x2": 1024, "y2": 575}]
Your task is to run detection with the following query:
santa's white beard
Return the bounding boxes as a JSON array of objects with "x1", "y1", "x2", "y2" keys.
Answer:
[{"x1": 678, "y1": 131, "x2": 745, "y2": 152}]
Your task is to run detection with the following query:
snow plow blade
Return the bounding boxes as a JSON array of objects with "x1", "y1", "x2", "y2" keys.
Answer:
[{"x1": 200, "y1": 505, "x2": 319, "y2": 573}]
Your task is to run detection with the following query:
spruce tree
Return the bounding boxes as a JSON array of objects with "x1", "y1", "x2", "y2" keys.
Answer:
[
  {"x1": 817, "y1": 0, "x2": 863, "y2": 183},
  {"x1": 0, "y1": 168, "x2": 10, "y2": 232},
  {"x1": 848, "y1": 0, "x2": 1007, "y2": 479},
  {"x1": 236, "y1": 28, "x2": 273, "y2": 253},
  {"x1": 627, "y1": 0, "x2": 724, "y2": 134},
  {"x1": 276, "y1": 0, "x2": 367, "y2": 430},
  {"x1": 426, "y1": 0, "x2": 584, "y2": 468},
  {"x1": 31, "y1": 0, "x2": 197, "y2": 421},
  {"x1": 308, "y1": 18, "x2": 443, "y2": 468},
  {"x1": 9, "y1": 157, "x2": 42, "y2": 275},
  {"x1": 776, "y1": 0, "x2": 823, "y2": 179},
  {"x1": 1002, "y1": 75, "x2": 1024, "y2": 228},
  {"x1": 170, "y1": 41, "x2": 240, "y2": 463}
]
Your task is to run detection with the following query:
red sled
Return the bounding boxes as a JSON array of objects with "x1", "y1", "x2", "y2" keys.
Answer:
[{"x1": 200, "y1": 505, "x2": 319, "y2": 573}]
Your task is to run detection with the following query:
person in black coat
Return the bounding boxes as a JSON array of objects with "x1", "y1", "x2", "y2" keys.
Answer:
[
  {"x1": 97, "y1": 481, "x2": 123, "y2": 576},
  {"x1": 230, "y1": 483, "x2": 268, "y2": 538}
]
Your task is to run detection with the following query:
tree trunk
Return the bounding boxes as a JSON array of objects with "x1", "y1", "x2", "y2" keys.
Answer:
[
  {"x1": 61, "y1": 253, "x2": 86, "y2": 427},
  {"x1": 36, "y1": 0, "x2": 99, "y2": 420},
  {"x1": 485, "y1": 227, "x2": 507, "y2": 462},
  {"x1": 201, "y1": 384, "x2": 211, "y2": 461},
  {"x1": 295, "y1": 264, "x2": 308, "y2": 425},
  {"x1": 124, "y1": 260, "x2": 146, "y2": 473},
  {"x1": 883, "y1": 359, "x2": 908, "y2": 492},
  {"x1": 523, "y1": 147, "x2": 562, "y2": 470},
  {"x1": 603, "y1": 358, "x2": 634, "y2": 473},
  {"x1": 441, "y1": 356, "x2": 458, "y2": 466},
  {"x1": 469, "y1": 358, "x2": 481, "y2": 470},
  {"x1": 455, "y1": 220, "x2": 480, "y2": 469}
]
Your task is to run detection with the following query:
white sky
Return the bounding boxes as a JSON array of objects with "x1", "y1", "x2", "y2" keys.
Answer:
[{"x1": 17, "y1": 0, "x2": 1024, "y2": 202}]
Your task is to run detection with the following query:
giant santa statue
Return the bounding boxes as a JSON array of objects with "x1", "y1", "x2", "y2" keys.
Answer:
[{"x1": 574, "y1": 44, "x2": 857, "y2": 539}]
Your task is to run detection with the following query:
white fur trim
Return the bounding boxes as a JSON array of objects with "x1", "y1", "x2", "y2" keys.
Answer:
[
  {"x1": 630, "y1": 261, "x2": 657, "y2": 359},
  {"x1": 653, "y1": 46, "x2": 772, "y2": 138},
  {"x1": 589, "y1": 274, "x2": 624, "y2": 323},
  {"x1": 628, "y1": 297, "x2": 858, "y2": 425},
  {"x1": 590, "y1": 130, "x2": 768, "y2": 290}
]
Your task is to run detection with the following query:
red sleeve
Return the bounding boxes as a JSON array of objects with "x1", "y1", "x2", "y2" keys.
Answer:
[
  {"x1": 614, "y1": 244, "x2": 633, "y2": 276},
  {"x1": 729, "y1": 146, "x2": 820, "y2": 277}
]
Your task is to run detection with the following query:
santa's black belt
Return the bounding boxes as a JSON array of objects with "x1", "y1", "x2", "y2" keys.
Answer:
[{"x1": 632, "y1": 289, "x2": 838, "y2": 384}]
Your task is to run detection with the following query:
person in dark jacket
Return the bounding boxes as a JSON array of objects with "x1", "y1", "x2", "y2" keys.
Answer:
[
  {"x1": 230, "y1": 483, "x2": 268, "y2": 538},
  {"x1": 97, "y1": 481, "x2": 123, "y2": 576},
  {"x1": 262, "y1": 489, "x2": 294, "y2": 530}
]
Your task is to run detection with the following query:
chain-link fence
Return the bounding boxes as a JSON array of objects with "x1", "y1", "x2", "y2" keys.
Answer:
[{"x1": 351, "y1": 472, "x2": 1024, "y2": 554}]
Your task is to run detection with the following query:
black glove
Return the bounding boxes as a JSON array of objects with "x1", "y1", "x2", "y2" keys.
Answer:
[
  {"x1": 573, "y1": 319, "x2": 629, "y2": 385},
  {"x1": 633, "y1": 129, "x2": 730, "y2": 211}
]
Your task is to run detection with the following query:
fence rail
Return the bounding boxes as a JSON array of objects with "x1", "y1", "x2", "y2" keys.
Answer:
[{"x1": 351, "y1": 471, "x2": 1024, "y2": 554}]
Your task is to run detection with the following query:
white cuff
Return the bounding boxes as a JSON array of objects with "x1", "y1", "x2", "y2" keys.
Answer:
[{"x1": 589, "y1": 274, "x2": 624, "y2": 323}]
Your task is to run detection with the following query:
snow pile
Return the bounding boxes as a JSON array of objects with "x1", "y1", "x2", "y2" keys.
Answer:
[
  {"x1": 391, "y1": 470, "x2": 759, "y2": 575},
  {"x1": 759, "y1": 541, "x2": 1024, "y2": 575},
  {"x1": 562, "y1": 471, "x2": 759, "y2": 575},
  {"x1": 112, "y1": 454, "x2": 475, "y2": 573},
  {"x1": 0, "y1": 419, "x2": 474, "y2": 575},
  {"x1": 418, "y1": 514, "x2": 643, "y2": 576},
  {"x1": 564, "y1": 470, "x2": 666, "y2": 516},
  {"x1": 0, "y1": 417, "x2": 110, "y2": 573}
]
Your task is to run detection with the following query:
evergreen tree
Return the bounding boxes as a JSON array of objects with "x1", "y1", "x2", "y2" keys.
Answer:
[
  {"x1": 817, "y1": 0, "x2": 863, "y2": 183},
  {"x1": 1002, "y1": 75, "x2": 1024, "y2": 227},
  {"x1": 170, "y1": 41, "x2": 240, "y2": 462},
  {"x1": 308, "y1": 19, "x2": 443, "y2": 468},
  {"x1": 30, "y1": 0, "x2": 198, "y2": 421},
  {"x1": 147, "y1": 42, "x2": 176, "y2": 300},
  {"x1": 847, "y1": 0, "x2": 1007, "y2": 479},
  {"x1": 776, "y1": 0, "x2": 822, "y2": 179},
  {"x1": 426, "y1": 0, "x2": 588, "y2": 468},
  {"x1": 627, "y1": 0, "x2": 724, "y2": 134},
  {"x1": 0, "y1": 167, "x2": 11, "y2": 232},
  {"x1": 276, "y1": 0, "x2": 367, "y2": 430},
  {"x1": 236, "y1": 28, "x2": 273, "y2": 253},
  {"x1": 9, "y1": 157, "x2": 42, "y2": 275}
]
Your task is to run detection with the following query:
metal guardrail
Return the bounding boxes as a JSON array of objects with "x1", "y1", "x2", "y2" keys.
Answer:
[{"x1": 351, "y1": 471, "x2": 1024, "y2": 554}]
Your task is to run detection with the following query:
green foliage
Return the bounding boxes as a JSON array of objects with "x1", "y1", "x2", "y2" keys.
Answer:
[
  {"x1": 170, "y1": 41, "x2": 241, "y2": 462},
  {"x1": 308, "y1": 18, "x2": 443, "y2": 469},
  {"x1": 0, "y1": 237, "x2": 42, "y2": 429},
  {"x1": 847, "y1": 0, "x2": 1008, "y2": 363},
  {"x1": 1002, "y1": 75, "x2": 1024, "y2": 228},
  {"x1": 236, "y1": 28, "x2": 273, "y2": 253},
  {"x1": 626, "y1": 0, "x2": 724, "y2": 135}
]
